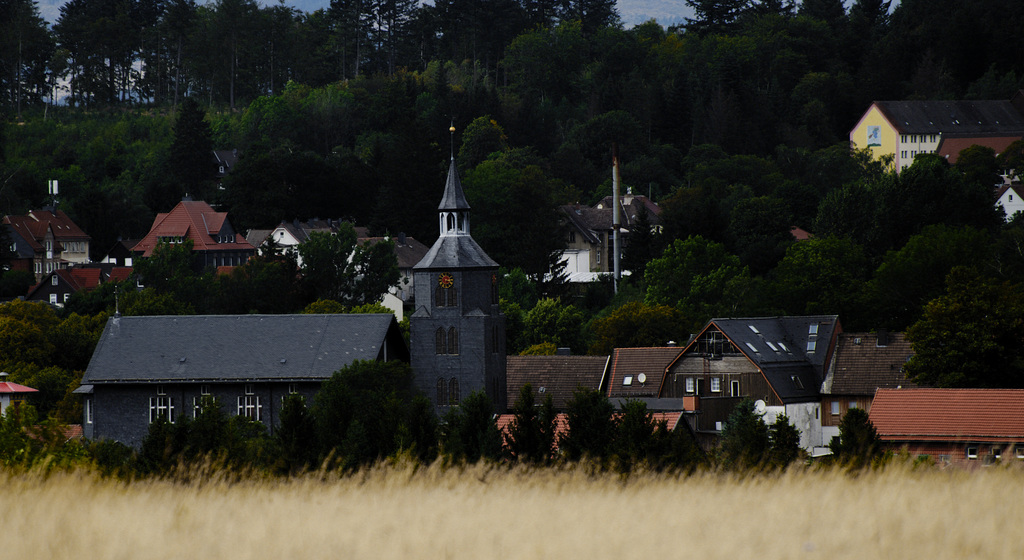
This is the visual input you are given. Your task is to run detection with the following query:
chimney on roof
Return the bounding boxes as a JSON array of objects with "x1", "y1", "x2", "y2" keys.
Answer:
[
  {"x1": 877, "y1": 329, "x2": 889, "y2": 347},
  {"x1": 556, "y1": 347, "x2": 571, "y2": 356},
  {"x1": 398, "y1": 232, "x2": 406, "y2": 245},
  {"x1": 183, "y1": 194, "x2": 193, "y2": 202}
]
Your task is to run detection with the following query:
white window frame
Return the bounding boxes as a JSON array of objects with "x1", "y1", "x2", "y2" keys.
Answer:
[
  {"x1": 731, "y1": 380, "x2": 740, "y2": 396},
  {"x1": 831, "y1": 401, "x2": 840, "y2": 415},
  {"x1": 237, "y1": 385, "x2": 261, "y2": 421},
  {"x1": 149, "y1": 396, "x2": 175, "y2": 423},
  {"x1": 966, "y1": 446, "x2": 979, "y2": 460},
  {"x1": 51, "y1": 275, "x2": 58, "y2": 286},
  {"x1": 85, "y1": 398, "x2": 93, "y2": 424},
  {"x1": 710, "y1": 377, "x2": 721, "y2": 392},
  {"x1": 684, "y1": 377, "x2": 695, "y2": 393}
]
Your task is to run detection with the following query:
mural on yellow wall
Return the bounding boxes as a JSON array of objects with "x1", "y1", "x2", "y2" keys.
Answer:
[{"x1": 866, "y1": 126, "x2": 881, "y2": 147}]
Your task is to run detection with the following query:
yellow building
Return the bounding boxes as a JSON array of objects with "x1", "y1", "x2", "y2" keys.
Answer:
[{"x1": 850, "y1": 94, "x2": 1024, "y2": 173}]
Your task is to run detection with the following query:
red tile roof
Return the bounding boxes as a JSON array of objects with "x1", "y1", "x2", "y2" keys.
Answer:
[
  {"x1": 506, "y1": 355, "x2": 608, "y2": 410},
  {"x1": 133, "y1": 200, "x2": 253, "y2": 256},
  {"x1": 936, "y1": 136, "x2": 1023, "y2": 164},
  {"x1": 607, "y1": 347, "x2": 683, "y2": 399},
  {"x1": 869, "y1": 388, "x2": 1024, "y2": 442},
  {"x1": 109, "y1": 267, "x2": 133, "y2": 282},
  {"x1": 3, "y1": 209, "x2": 90, "y2": 252},
  {"x1": 0, "y1": 381, "x2": 39, "y2": 394}
]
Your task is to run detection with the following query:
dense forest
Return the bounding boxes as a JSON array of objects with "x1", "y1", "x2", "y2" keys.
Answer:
[{"x1": 3, "y1": 0, "x2": 1024, "y2": 407}]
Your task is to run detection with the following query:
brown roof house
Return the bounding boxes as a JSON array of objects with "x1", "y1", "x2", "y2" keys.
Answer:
[
  {"x1": 819, "y1": 331, "x2": 915, "y2": 455},
  {"x1": 658, "y1": 316, "x2": 841, "y2": 453},
  {"x1": 3, "y1": 208, "x2": 91, "y2": 282},
  {"x1": 605, "y1": 347, "x2": 683, "y2": 402},
  {"x1": 869, "y1": 388, "x2": 1024, "y2": 469},
  {"x1": 505, "y1": 355, "x2": 609, "y2": 410},
  {"x1": 133, "y1": 199, "x2": 254, "y2": 270}
]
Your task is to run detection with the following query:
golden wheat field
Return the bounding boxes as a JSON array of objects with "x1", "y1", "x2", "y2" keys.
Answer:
[{"x1": 2, "y1": 462, "x2": 1023, "y2": 559}]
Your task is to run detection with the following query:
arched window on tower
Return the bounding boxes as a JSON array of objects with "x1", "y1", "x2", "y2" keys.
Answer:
[
  {"x1": 491, "y1": 275, "x2": 499, "y2": 305},
  {"x1": 435, "y1": 285, "x2": 445, "y2": 307},
  {"x1": 449, "y1": 377, "x2": 460, "y2": 405},
  {"x1": 436, "y1": 377, "x2": 447, "y2": 405},
  {"x1": 448, "y1": 327, "x2": 459, "y2": 354},
  {"x1": 447, "y1": 214, "x2": 456, "y2": 232},
  {"x1": 447, "y1": 286, "x2": 457, "y2": 307},
  {"x1": 435, "y1": 328, "x2": 446, "y2": 354}
]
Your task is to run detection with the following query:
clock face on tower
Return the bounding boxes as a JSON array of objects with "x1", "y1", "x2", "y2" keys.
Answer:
[{"x1": 438, "y1": 272, "x2": 454, "y2": 289}]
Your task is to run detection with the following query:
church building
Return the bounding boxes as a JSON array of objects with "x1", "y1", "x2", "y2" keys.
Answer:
[{"x1": 410, "y1": 159, "x2": 507, "y2": 414}]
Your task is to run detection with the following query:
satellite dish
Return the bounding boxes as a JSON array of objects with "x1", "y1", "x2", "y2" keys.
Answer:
[
  {"x1": 754, "y1": 400, "x2": 767, "y2": 415},
  {"x1": 637, "y1": 373, "x2": 647, "y2": 384}
]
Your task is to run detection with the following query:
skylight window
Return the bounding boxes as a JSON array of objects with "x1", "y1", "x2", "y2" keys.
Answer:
[
  {"x1": 748, "y1": 325, "x2": 760, "y2": 334},
  {"x1": 807, "y1": 339, "x2": 817, "y2": 352},
  {"x1": 623, "y1": 376, "x2": 633, "y2": 386},
  {"x1": 766, "y1": 341, "x2": 779, "y2": 352},
  {"x1": 791, "y1": 376, "x2": 804, "y2": 390},
  {"x1": 778, "y1": 342, "x2": 790, "y2": 352},
  {"x1": 808, "y1": 324, "x2": 818, "y2": 335},
  {"x1": 745, "y1": 342, "x2": 759, "y2": 353}
]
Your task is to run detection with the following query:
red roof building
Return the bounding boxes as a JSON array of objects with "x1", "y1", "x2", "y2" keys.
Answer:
[
  {"x1": 3, "y1": 208, "x2": 91, "y2": 282},
  {"x1": 0, "y1": 375, "x2": 38, "y2": 416},
  {"x1": 133, "y1": 199, "x2": 254, "y2": 269},
  {"x1": 869, "y1": 388, "x2": 1024, "y2": 468}
]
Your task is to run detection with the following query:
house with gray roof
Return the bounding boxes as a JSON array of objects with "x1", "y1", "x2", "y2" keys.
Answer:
[
  {"x1": 77, "y1": 313, "x2": 408, "y2": 447},
  {"x1": 850, "y1": 93, "x2": 1024, "y2": 173},
  {"x1": 659, "y1": 315, "x2": 841, "y2": 452}
]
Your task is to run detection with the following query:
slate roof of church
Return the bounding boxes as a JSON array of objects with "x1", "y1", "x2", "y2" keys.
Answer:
[
  {"x1": 81, "y1": 314, "x2": 406, "y2": 384},
  {"x1": 415, "y1": 159, "x2": 497, "y2": 270},
  {"x1": 438, "y1": 159, "x2": 471, "y2": 210}
]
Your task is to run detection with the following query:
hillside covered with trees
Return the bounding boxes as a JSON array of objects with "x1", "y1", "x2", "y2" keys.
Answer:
[{"x1": 4, "y1": 0, "x2": 1024, "y2": 394}]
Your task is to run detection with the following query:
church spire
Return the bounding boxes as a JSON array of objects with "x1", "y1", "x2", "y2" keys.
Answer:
[{"x1": 438, "y1": 127, "x2": 470, "y2": 237}]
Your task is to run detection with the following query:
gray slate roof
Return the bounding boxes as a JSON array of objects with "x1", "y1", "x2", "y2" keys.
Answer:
[
  {"x1": 414, "y1": 235, "x2": 499, "y2": 270},
  {"x1": 875, "y1": 100, "x2": 1024, "y2": 135},
  {"x1": 438, "y1": 160, "x2": 470, "y2": 211},
  {"x1": 706, "y1": 315, "x2": 840, "y2": 402},
  {"x1": 82, "y1": 314, "x2": 407, "y2": 384}
]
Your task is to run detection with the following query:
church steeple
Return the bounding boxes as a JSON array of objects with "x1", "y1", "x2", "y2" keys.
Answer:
[
  {"x1": 411, "y1": 145, "x2": 506, "y2": 416},
  {"x1": 438, "y1": 159, "x2": 470, "y2": 237}
]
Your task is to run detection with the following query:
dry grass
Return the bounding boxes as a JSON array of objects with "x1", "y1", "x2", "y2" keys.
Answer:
[{"x1": 3, "y1": 462, "x2": 1023, "y2": 559}]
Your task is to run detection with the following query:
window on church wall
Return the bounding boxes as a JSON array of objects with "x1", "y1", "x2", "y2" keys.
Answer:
[
  {"x1": 446, "y1": 286, "x2": 457, "y2": 307},
  {"x1": 435, "y1": 328, "x2": 446, "y2": 354},
  {"x1": 435, "y1": 285, "x2": 445, "y2": 307},
  {"x1": 449, "y1": 378, "x2": 460, "y2": 405},
  {"x1": 446, "y1": 214, "x2": 456, "y2": 232},
  {"x1": 448, "y1": 327, "x2": 459, "y2": 354},
  {"x1": 491, "y1": 275, "x2": 499, "y2": 305},
  {"x1": 436, "y1": 377, "x2": 447, "y2": 405}
]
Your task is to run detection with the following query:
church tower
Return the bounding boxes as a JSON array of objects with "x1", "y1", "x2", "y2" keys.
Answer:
[{"x1": 410, "y1": 156, "x2": 507, "y2": 415}]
